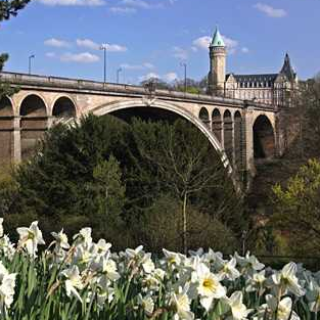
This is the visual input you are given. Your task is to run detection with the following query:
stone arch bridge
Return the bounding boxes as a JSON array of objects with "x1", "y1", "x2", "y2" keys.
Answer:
[{"x1": 0, "y1": 72, "x2": 282, "y2": 184}]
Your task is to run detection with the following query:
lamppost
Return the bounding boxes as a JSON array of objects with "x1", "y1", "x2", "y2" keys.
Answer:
[
  {"x1": 116, "y1": 67, "x2": 122, "y2": 84},
  {"x1": 99, "y1": 45, "x2": 107, "y2": 83},
  {"x1": 28, "y1": 54, "x2": 35, "y2": 75},
  {"x1": 180, "y1": 62, "x2": 187, "y2": 94}
]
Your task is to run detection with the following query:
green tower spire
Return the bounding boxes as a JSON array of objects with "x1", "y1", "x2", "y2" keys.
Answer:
[{"x1": 210, "y1": 27, "x2": 225, "y2": 47}]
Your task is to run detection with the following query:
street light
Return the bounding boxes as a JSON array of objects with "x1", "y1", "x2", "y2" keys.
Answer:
[
  {"x1": 99, "y1": 45, "x2": 107, "y2": 83},
  {"x1": 116, "y1": 67, "x2": 122, "y2": 84},
  {"x1": 28, "y1": 54, "x2": 35, "y2": 75},
  {"x1": 180, "y1": 62, "x2": 187, "y2": 94}
]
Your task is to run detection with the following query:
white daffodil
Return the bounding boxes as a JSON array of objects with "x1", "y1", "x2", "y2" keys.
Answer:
[
  {"x1": 141, "y1": 253, "x2": 155, "y2": 274},
  {"x1": 0, "y1": 261, "x2": 16, "y2": 315},
  {"x1": 246, "y1": 270, "x2": 266, "y2": 294},
  {"x1": 306, "y1": 279, "x2": 320, "y2": 313},
  {"x1": 61, "y1": 265, "x2": 84, "y2": 303},
  {"x1": 138, "y1": 294, "x2": 155, "y2": 316},
  {"x1": 227, "y1": 291, "x2": 252, "y2": 320},
  {"x1": 100, "y1": 254, "x2": 120, "y2": 281},
  {"x1": 192, "y1": 263, "x2": 226, "y2": 311},
  {"x1": 73, "y1": 227, "x2": 92, "y2": 246},
  {"x1": 0, "y1": 235, "x2": 15, "y2": 261},
  {"x1": 51, "y1": 229, "x2": 70, "y2": 250},
  {"x1": 96, "y1": 239, "x2": 112, "y2": 255},
  {"x1": 170, "y1": 284, "x2": 194, "y2": 320},
  {"x1": 271, "y1": 262, "x2": 305, "y2": 297},
  {"x1": 217, "y1": 257, "x2": 241, "y2": 281},
  {"x1": 264, "y1": 295, "x2": 300, "y2": 320},
  {"x1": 125, "y1": 245, "x2": 144, "y2": 259},
  {"x1": 17, "y1": 221, "x2": 45, "y2": 258},
  {"x1": 234, "y1": 252, "x2": 264, "y2": 275},
  {"x1": 163, "y1": 248, "x2": 182, "y2": 266}
]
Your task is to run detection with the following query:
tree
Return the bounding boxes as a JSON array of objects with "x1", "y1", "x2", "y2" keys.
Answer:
[
  {"x1": 13, "y1": 115, "x2": 131, "y2": 239},
  {"x1": 0, "y1": 0, "x2": 30, "y2": 98},
  {"x1": 271, "y1": 159, "x2": 320, "y2": 255},
  {"x1": 142, "y1": 194, "x2": 237, "y2": 253},
  {"x1": 130, "y1": 118, "x2": 239, "y2": 254}
]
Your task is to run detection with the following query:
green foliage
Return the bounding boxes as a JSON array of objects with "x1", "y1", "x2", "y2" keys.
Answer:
[
  {"x1": 271, "y1": 159, "x2": 320, "y2": 254},
  {"x1": 3, "y1": 113, "x2": 242, "y2": 252},
  {"x1": 12, "y1": 115, "x2": 129, "y2": 243},
  {"x1": 0, "y1": 164, "x2": 18, "y2": 216},
  {"x1": 141, "y1": 194, "x2": 237, "y2": 253}
]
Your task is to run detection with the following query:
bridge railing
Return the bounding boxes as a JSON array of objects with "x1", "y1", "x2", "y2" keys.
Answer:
[{"x1": 0, "y1": 71, "x2": 276, "y2": 110}]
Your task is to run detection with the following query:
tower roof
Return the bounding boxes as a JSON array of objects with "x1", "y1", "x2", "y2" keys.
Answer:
[
  {"x1": 280, "y1": 53, "x2": 296, "y2": 81},
  {"x1": 210, "y1": 27, "x2": 225, "y2": 47}
]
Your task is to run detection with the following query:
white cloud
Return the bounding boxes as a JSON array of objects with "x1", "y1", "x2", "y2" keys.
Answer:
[
  {"x1": 241, "y1": 47, "x2": 250, "y2": 54},
  {"x1": 37, "y1": 0, "x2": 104, "y2": 6},
  {"x1": 192, "y1": 35, "x2": 239, "y2": 54},
  {"x1": 76, "y1": 39, "x2": 99, "y2": 50},
  {"x1": 44, "y1": 38, "x2": 71, "y2": 48},
  {"x1": 254, "y1": 3, "x2": 287, "y2": 18},
  {"x1": 45, "y1": 52, "x2": 56, "y2": 58},
  {"x1": 102, "y1": 43, "x2": 127, "y2": 52},
  {"x1": 164, "y1": 72, "x2": 178, "y2": 82},
  {"x1": 76, "y1": 39, "x2": 128, "y2": 52},
  {"x1": 109, "y1": 6, "x2": 137, "y2": 14},
  {"x1": 222, "y1": 36, "x2": 238, "y2": 55},
  {"x1": 139, "y1": 72, "x2": 160, "y2": 82},
  {"x1": 192, "y1": 36, "x2": 211, "y2": 50},
  {"x1": 119, "y1": 0, "x2": 163, "y2": 9},
  {"x1": 60, "y1": 52, "x2": 100, "y2": 63},
  {"x1": 172, "y1": 46, "x2": 188, "y2": 60}
]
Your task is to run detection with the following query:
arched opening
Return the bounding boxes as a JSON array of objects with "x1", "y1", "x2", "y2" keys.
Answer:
[
  {"x1": 52, "y1": 97, "x2": 76, "y2": 121},
  {"x1": 212, "y1": 109, "x2": 222, "y2": 142},
  {"x1": 234, "y1": 111, "x2": 243, "y2": 169},
  {"x1": 223, "y1": 110, "x2": 233, "y2": 162},
  {"x1": 0, "y1": 97, "x2": 14, "y2": 163},
  {"x1": 199, "y1": 107, "x2": 210, "y2": 128},
  {"x1": 253, "y1": 115, "x2": 275, "y2": 160},
  {"x1": 20, "y1": 94, "x2": 47, "y2": 160}
]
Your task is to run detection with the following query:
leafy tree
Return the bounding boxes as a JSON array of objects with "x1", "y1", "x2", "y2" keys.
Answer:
[
  {"x1": 271, "y1": 159, "x2": 320, "y2": 255},
  {"x1": 142, "y1": 194, "x2": 237, "y2": 253},
  {"x1": 13, "y1": 115, "x2": 130, "y2": 235},
  {"x1": 0, "y1": 0, "x2": 30, "y2": 98},
  {"x1": 130, "y1": 118, "x2": 238, "y2": 253}
]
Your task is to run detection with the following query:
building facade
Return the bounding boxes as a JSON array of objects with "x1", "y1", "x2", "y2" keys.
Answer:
[{"x1": 208, "y1": 28, "x2": 299, "y2": 106}]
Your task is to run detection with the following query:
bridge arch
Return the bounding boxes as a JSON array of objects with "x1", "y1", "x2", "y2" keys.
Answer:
[
  {"x1": 253, "y1": 114, "x2": 275, "y2": 160},
  {"x1": 212, "y1": 109, "x2": 222, "y2": 142},
  {"x1": 199, "y1": 107, "x2": 210, "y2": 128},
  {"x1": 0, "y1": 96, "x2": 14, "y2": 163},
  {"x1": 52, "y1": 96, "x2": 77, "y2": 120},
  {"x1": 234, "y1": 111, "x2": 243, "y2": 169},
  {"x1": 20, "y1": 94, "x2": 48, "y2": 160},
  {"x1": 92, "y1": 99, "x2": 232, "y2": 173},
  {"x1": 223, "y1": 109, "x2": 233, "y2": 162}
]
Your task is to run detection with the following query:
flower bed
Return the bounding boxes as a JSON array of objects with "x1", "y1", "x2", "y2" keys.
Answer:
[{"x1": 0, "y1": 220, "x2": 318, "y2": 319}]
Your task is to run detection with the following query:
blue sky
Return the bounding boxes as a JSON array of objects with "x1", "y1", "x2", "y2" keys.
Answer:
[{"x1": 0, "y1": 0, "x2": 319, "y2": 84}]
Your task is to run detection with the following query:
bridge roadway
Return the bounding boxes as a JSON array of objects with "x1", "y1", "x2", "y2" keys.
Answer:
[{"x1": 0, "y1": 71, "x2": 280, "y2": 182}]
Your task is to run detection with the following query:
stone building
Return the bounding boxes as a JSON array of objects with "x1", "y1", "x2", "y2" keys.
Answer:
[{"x1": 208, "y1": 28, "x2": 299, "y2": 106}]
